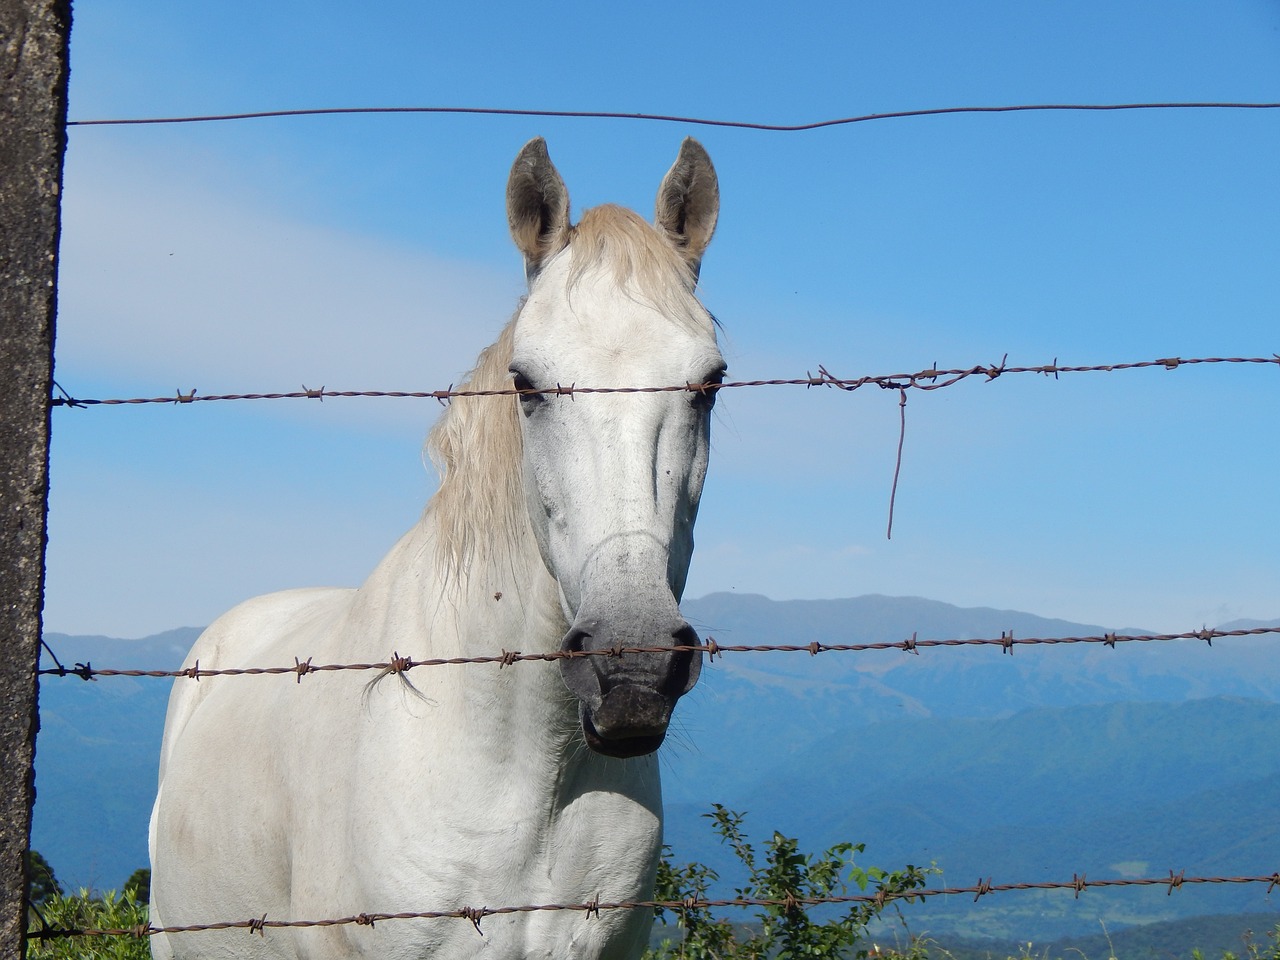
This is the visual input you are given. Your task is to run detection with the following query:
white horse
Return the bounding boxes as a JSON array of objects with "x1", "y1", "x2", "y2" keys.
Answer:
[{"x1": 148, "y1": 137, "x2": 723, "y2": 959}]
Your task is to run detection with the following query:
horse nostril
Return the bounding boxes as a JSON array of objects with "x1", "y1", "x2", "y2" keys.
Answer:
[
  {"x1": 661, "y1": 622, "x2": 703, "y2": 698},
  {"x1": 561, "y1": 619, "x2": 601, "y2": 657},
  {"x1": 562, "y1": 627, "x2": 588, "y2": 655},
  {"x1": 672, "y1": 622, "x2": 699, "y2": 649},
  {"x1": 558, "y1": 621, "x2": 606, "y2": 703}
]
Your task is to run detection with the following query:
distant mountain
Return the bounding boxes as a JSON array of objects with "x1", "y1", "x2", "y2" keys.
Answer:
[
  {"x1": 40, "y1": 627, "x2": 201, "y2": 676},
  {"x1": 933, "y1": 912, "x2": 1280, "y2": 960},
  {"x1": 30, "y1": 595, "x2": 1280, "y2": 941},
  {"x1": 34, "y1": 628, "x2": 198, "y2": 890},
  {"x1": 663, "y1": 595, "x2": 1280, "y2": 938},
  {"x1": 663, "y1": 697, "x2": 1280, "y2": 939},
  {"x1": 665, "y1": 594, "x2": 1280, "y2": 805}
]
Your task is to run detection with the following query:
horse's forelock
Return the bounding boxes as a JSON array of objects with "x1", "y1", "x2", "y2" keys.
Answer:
[{"x1": 565, "y1": 205, "x2": 712, "y2": 335}]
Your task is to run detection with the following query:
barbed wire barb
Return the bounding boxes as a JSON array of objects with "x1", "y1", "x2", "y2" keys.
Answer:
[{"x1": 50, "y1": 379, "x2": 84, "y2": 408}]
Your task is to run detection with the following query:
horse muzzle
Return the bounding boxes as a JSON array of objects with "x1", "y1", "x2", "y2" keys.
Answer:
[{"x1": 559, "y1": 616, "x2": 702, "y2": 758}]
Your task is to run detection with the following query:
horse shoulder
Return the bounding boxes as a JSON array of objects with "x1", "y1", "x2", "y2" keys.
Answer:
[
  {"x1": 188, "y1": 586, "x2": 356, "y2": 665},
  {"x1": 158, "y1": 587, "x2": 355, "y2": 775}
]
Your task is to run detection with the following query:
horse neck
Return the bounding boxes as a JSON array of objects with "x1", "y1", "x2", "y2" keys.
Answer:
[
  {"x1": 354, "y1": 504, "x2": 581, "y2": 750},
  {"x1": 351, "y1": 520, "x2": 653, "y2": 843},
  {"x1": 357, "y1": 500, "x2": 562, "y2": 649}
]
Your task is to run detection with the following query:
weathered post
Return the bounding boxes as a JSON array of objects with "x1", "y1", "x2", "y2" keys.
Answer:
[{"x1": 0, "y1": 0, "x2": 71, "y2": 956}]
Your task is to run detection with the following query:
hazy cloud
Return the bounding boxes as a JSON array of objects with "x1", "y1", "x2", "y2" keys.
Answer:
[{"x1": 57, "y1": 142, "x2": 522, "y2": 411}]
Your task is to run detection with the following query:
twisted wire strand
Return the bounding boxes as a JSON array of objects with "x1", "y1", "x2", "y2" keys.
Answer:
[
  {"x1": 37, "y1": 626, "x2": 1280, "y2": 682},
  {"x1": 66, "y1": 101, "x2": 1280, "y2": 129},
  {"x1": 28, "y1": 871, "x2": 1280, "y2": 941},
  {"x1": 47, "y1": 355, "x2": 1280, "y2": 408}
]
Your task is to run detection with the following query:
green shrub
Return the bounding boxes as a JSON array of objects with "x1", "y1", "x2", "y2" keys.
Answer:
[
  {"x1": 26, "y1": 888, "x2": 150, "y2": 960},
  {"x1": 25, "y1": 851, "x2": 62, "y2": 907},
  {"x1": 644, "y1": 804, "x2": 934, "y2": 959},
  {"x1": 1196, "y1": 925, "x2": 1280, "y2": 960},
  {"x1": 122, "y1": 868, "x2": 150, "y2": 905}
]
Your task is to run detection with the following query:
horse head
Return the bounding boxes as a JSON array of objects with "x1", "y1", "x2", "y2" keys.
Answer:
[{"x1": 505, "y1": 138, "x2": 722, "y2": 759}]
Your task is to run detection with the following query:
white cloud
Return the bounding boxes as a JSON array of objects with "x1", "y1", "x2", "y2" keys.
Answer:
[
  {"x1": 44, "y1": 140, "x2": 534, "y2": 636},
  {"x1": 56, "y1": 141, "x2": 523, "y2": 413}
]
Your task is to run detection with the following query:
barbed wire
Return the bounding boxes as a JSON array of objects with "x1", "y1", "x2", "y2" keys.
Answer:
[
  {"x1": 36, "y1": 625, "x2": 1280, "y2": 683},
  {"x1": 38, "y1": 97, "x2": 1280, "y2": 950},
  {"x1": 27, "y1": 870, "x2": 1280, "y2": 942},
  {"x1": 65, "y1": 100, "x2": 1280, "y2": 130},
  {"x1": 47, "y1": 354, "x2": 1280, "y2": 409}
]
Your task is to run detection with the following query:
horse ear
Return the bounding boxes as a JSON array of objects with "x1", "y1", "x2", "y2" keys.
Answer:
[
  {"x1": 655, "y1": 137, "x2": 719, "y2": 279},
  {"x1": 507, "y1": 137, "x2": 571, "y2": 278}
]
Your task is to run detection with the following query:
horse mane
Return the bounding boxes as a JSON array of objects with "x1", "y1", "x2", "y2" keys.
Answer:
[
  {"x1": 426, "y1": 203, "x2": 714, "y2": 585},
  {"x1": 425, "y1": 316, "x2": 524, "y2": 586}
]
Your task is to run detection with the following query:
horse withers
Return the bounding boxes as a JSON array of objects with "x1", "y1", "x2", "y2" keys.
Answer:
[{"x1": 149, "y1": 137, "x2": 723, "y2": 959}]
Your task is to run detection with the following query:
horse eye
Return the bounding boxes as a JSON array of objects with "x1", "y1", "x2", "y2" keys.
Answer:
[
  {"x1": 691, "y1": 368, "x2": 726, "y2": 411},
  {"x1": 510, "y1": 369, "x2": 544, "y2": 410}
]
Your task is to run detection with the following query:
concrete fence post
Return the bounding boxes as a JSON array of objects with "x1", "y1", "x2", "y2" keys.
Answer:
[{"x1": 0, "y1": 0, "x2": 71, "y2": 956}]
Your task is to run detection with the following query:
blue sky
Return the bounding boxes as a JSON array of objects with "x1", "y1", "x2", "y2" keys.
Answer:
[{"x1": 45, "y1": 1, "x2": 1280, "y2": 639}]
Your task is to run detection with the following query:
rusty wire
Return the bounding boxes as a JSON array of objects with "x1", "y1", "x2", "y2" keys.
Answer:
[
  {"x1": 64, "y1": 100, "x2": 1280, "y2": 130},
  {"x1": 40, "y1": 98, "x2": 1280, "y2": 947},
  {"x1": 45, "y1": 354, "x2": 1280, "y2": 409},
  {"x1": 26, "y1": 870, "x2": 1280, "y2": 942},
  {"x1": 37, "y1": 625, "x2": 1280, "y2": 683}
]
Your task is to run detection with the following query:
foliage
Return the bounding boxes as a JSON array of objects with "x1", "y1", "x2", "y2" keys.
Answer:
[
  {"x1": 17, "y1": 848, "x2": 1278, "y2": 960},
  {"x1": 644, "y1": 805, "x2": 934, "y2": 959},
  {"x1": 1196, "y1": 924, "x2": 1280, "y2": 960},
  {"x1": 123, "y1": 868, "x2": 151, "y2": 905},
  {"x1": 26, "y1": 888, "x2": 150, "y2": 960},
  {"x1": 26, "y1": 850, "x2": 62, "y2": 906}
]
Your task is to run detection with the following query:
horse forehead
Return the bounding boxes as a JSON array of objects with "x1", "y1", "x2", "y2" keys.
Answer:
[
  {"x1": 522, "y1": 315, "x2": 701, "y2": 362},
  {"x1": 516, "y1": 283, "x2": 717, "y2": 371}
]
